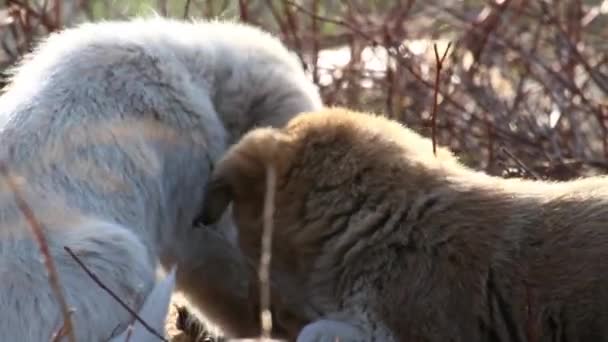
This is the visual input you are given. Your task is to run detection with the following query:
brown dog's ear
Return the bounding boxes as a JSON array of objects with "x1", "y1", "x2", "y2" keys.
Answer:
[
  {"x1": 194, "y1": 176, "x2": 234, "y2": 226},
  {"x1": 193, "y1": 127, "x2": 291, "y2": 227}
]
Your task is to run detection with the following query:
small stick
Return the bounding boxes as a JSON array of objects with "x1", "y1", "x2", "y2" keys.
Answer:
[
  {"x1": 63, "y1": 246, "x2": 169, "y2": 342},
  {"x1": 500, "y1": 146, "x2": 542, "y2": 180},
  {"x1": 183, "y1": 0, "x2": 192, "y2": 19},
  {"x1": 0, "y1": 161, "x2": 76, "y2": 342},
  {"x1": 50, "y1": 313, "x2": 75, "y2": 342},
  {"x1": 259, "y1": 164, "x2": 277, "y2": 340},
  {"x1": 431, "y1": 42, "x2": 452, "y2": 156}
]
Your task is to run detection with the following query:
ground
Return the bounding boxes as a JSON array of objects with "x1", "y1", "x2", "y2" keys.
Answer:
[
  {"x1": 166, "y1": 294, "x2": 282, "y2": 342},
  {"x1": 166, "y1": 293, "x2": 222, "y2": 342},
  {"x1": 167, "y1": 294, "x2": 196, "y2": 342}
]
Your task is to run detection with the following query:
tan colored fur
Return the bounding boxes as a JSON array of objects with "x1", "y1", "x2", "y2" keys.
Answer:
[{"x1": 199, "y1": 107, "x2": 608, "y2": 342}]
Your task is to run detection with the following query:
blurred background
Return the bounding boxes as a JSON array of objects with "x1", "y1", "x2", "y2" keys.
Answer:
[{"x1": 0, "y1": 0, "x2": 606, "y2": 180}]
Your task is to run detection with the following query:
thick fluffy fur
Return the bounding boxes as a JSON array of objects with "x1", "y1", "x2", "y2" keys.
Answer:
[
  {"x1": 200, "y1": 107, "x2": 608, "y2": 342},
  {"x1": 0, "y1": 17, "x2": 321, "y2": 341}
]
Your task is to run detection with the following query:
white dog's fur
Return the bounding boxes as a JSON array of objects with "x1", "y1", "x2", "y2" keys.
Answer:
[
  {"x1": 108, "y1": 266, "x2": 177, "y2": 342},
  {"x1": 0, "y1": 17, "x2": 321, "y2": 341}
]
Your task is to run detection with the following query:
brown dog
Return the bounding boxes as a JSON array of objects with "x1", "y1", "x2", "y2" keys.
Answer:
[{"x1": 198, "y1": 107, "x2": 608, "y2": 342}]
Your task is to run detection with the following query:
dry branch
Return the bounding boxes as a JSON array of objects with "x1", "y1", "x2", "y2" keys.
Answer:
[
  {"x1": 183, "y1": 0, "x2": 192, "y2": 19},
  {"x1": 63, "y1": 246, "x2": 169, "y2": 342},
  {"x1": 431, "y1": 41, "x2": 452, "y2": 156},
  {"x1": 258, "y1": 164, "x2": 277, "y2": 340},
  {"x1": 0, "y1": 161, "x2": 77, "y2": 342},
  {"x1": 499, "y1": 146, "x2": 541, "y2": 180}
]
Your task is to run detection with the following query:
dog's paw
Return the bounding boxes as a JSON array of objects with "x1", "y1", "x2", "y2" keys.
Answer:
[{"x1": 296, "y1": 319, "x2": 364, "y2": 342}]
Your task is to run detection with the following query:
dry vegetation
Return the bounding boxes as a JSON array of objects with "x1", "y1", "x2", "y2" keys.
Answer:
[{"x1": 0, "y1": 0, "x2": 607, "y2": 341}]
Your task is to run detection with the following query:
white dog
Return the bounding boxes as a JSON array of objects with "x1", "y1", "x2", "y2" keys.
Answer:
[{"x1": 0, "y1": 17, "x2": 321, "y2": 341}]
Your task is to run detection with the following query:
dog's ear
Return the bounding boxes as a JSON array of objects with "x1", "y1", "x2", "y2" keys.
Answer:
[
  {"x1": 195, "y1": 175, "x2": 233, "y2": 226},
  {"x1": 194, "y1": 127, "x2": 291, "y2": 227}
]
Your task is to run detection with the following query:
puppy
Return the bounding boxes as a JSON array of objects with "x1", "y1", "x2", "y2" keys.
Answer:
[
  {"x1": 0, "y1": 17, "x2": 321, "y2": 341},
  {"x1": 199, "y1": 107, "x2": 608, "y2": 342}
]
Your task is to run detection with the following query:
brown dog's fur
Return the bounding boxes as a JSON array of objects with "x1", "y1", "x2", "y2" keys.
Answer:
[{"x1": 198, "y1": 107, "x2": 608, "y2": 342}]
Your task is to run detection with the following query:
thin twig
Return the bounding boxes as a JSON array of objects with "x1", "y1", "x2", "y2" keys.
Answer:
[
  {"x1": 53, "y1": 0, "x2": 61, "y2": 28},
  {"x1": 50, "y1": 314, "x2": 76, "y2": 342},
  {"x1": 499, "y1": 146, "x2": 542, "y2": 180},
  {"x1": 282, "y1": 0, "x2": 304, "y2": 65},
  {"x1": 183, "y1": 0, "x2": 192, "y2": 19},
  {"x1": 0, "y1": 161, "x2": 76, "y2": 342},
  {"x1": 7, "y1": 0, "x2": 58, "y2": 31},
  {"x1": 238, "y1": 0, "x2": 249, "y2": 22},
  {"x1": 284, "y1": 0, "x2": 375, "y2": 45},
  {"x1": 63, "y1": 246, "x2": 169, "y2": 342},
  {"x1": 431, "y1": 42, "x2": 452, "y2": 156},
  {"x1": 310, "y1": 0, "x2": 320, "y2": 85},
  {"x1": 259, "y1": 164, "x2": 277, "y2": 340}
]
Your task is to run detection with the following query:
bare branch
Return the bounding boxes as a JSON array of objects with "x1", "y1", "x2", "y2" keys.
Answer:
[
  {"x1": 431, "y1": 41, "x2": 452, "y2": 156},
  {"x1": 499, "y1": 146, "x2": 541, "y2": 180},
  {"x1": 63, "y1": 246, "x2": 169, "y2": 342},
  {"x1": 183, "y1": 0, "x2": 191, "y2": 19},
  {"x1": 0, "y1": 161, "x2": 76, "y2": 342},
  {"x1": 259, "y1": 164, "x2": 277, "y2": 340}
]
